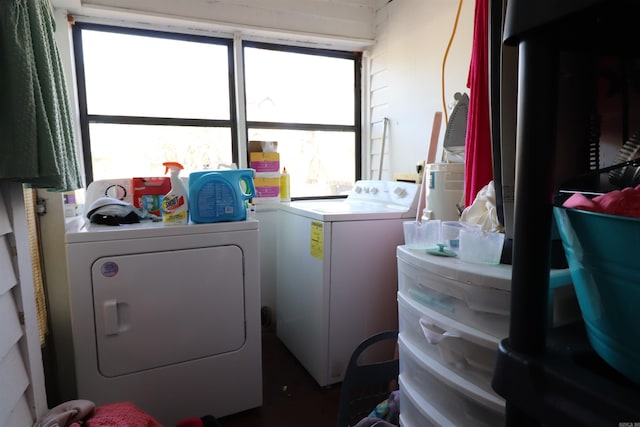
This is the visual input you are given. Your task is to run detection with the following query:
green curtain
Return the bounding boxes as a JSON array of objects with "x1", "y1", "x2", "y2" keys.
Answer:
[{"x1": 0, "y1": 0, "x2": 83, "y2": 191}]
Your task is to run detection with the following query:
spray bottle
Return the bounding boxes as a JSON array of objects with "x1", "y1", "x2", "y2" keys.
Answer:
[{"x1": 161, "y1": 161, "x2": 189, "y2": 225}]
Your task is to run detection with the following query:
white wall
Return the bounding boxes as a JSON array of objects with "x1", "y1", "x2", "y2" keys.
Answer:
[
  {"x1": 52, "y1": 0, "x2": 376, "y2": 49},
  {"x1": 0, "y1": 183, "x2": 48, "y2": 427},
  {"x1": 369, "y1": 0, "x2": 474, "y2": 180}
]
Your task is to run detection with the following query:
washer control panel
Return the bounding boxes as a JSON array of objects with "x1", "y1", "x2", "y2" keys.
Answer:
[{"x1": 349, "y1": 180, "x2": 420, "y2": 209}]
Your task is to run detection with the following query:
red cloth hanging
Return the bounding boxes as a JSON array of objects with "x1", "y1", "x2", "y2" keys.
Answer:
[{"x1": 464, "y1": 0, "x2": 493, "y2": 207}]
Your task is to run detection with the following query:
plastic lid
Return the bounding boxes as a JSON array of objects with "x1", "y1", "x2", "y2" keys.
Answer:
[{"x1": 426, "y1": 243, "x2": 457, "y2": 257}]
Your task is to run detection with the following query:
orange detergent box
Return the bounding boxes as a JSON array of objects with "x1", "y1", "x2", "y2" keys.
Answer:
[
  {"x1": 250, "y1": 152, "x2": 280, "y2": 172},
  {"x1": 132, "y1": 177, "x2": 171, "y2": 216},
  {"x1": 254, "y1": 174, "x2": 280, "y2": 198},
  {"x1": 249, "y1": 140, "x2": 280, "y2": 172}
]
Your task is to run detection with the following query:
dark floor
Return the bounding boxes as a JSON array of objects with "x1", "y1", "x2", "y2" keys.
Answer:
[{"x1": 217, "y1": 326, "x2": 342, "y2": 427}]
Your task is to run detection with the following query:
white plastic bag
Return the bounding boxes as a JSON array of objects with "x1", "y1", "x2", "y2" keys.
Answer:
[{"x1": 459, "y1": 181, "x2": 504, "y2": 232}]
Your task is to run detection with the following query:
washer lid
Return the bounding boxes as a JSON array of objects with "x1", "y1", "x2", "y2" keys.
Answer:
[
  {"x1": 280, "y1": 200, "x2": 410, "y2": 221},
  {"x1": 280, "y1": 180, "x2": 420, "y2": 221}
]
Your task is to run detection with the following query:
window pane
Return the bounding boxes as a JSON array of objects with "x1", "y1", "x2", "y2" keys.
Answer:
[
  {"x1": 90, "y1": 124, "x2": 232, "y2": 180},
  {"x1": 244, "y1": 48, "x2": 355, "y2": 125},
  {"x1": 82, "y1": 30, "x2": 230, "y2": 119},
  {"x1": 248, "y1": 129, "x2": 355, "y2": 197}
]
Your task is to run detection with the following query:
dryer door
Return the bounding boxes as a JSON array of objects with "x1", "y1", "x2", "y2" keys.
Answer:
[{"x1": 91, "y1": 245, "x2": 245, "y2": 377}]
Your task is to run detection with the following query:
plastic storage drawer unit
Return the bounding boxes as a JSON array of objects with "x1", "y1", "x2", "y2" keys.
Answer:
[
  {"x1": 398, "y1": 293, "x2": 498, "y2": 386},
  {"x1": 398, "y1": 335, "x2": 505, "y2": 427},
  {"x1": 398, "y1": 247, "x2": 513, "y2": 339},
  {"x1": 397, "y1": 246, "x2": 576, "y2": 336},
  {"x1": 396, "y1": 245, "x2": 578, "y2": 427}
]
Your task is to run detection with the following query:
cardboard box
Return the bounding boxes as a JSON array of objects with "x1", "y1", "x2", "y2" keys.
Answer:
[
  {"x1": 132, "y1": 177, "x2": 171, "y2": 216},
  {"x1": 250, "y1": 152, "x2": 280, "y2": 172},
  {"x1": 254, "y1": 174, "x2": 280, "y2": 198},
  {"x1": 249, "y1": 140, "x2": 280, "y2": 172}
]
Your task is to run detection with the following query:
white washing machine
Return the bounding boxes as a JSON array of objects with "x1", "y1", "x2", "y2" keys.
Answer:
[
  {"x1": 65, "y1": 180, "x2": 262, "y2": 426},
  {"x1": 276, "y1": 180, "x2": 420, "y2": 387}
]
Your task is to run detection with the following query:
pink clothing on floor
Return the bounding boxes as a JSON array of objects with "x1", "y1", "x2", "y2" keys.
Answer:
[{"x1": 84, "y1": 402, "x2": 163, "y2": 427}]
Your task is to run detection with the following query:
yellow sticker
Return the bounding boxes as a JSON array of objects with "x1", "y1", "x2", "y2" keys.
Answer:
[{"x1": 310, "y1": 221, "x2": 323, "y2": 259}]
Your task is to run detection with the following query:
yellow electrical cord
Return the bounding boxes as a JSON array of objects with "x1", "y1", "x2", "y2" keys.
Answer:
[{"x1": 442, "y1": 0, "x2": 464, "y2": 126}]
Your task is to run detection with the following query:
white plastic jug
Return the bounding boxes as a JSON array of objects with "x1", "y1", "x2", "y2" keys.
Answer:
[{"x1": 423, "y1": 162, "x2": 464, "y2": 221}]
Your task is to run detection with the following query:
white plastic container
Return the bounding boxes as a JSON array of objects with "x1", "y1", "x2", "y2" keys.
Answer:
[
  {"x1": 459, "y1": 229, "x2": 505, "y2": 265},
  {"x1": 423, "y1": 162, "x2": 464, "y2": 221},
  {"x1": 403, "y1": 219, "x2": 441, "y2": 250},
  {"x1": 441, "y1": 221, "x2": 481, "y2": 254},
  {"x1": 161, "y1": 161, "x2": 189, "y2": 225}
]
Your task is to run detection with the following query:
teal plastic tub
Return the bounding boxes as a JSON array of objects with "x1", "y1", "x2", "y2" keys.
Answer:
[{"x1": 554, "y1": 206, "x2": 640, "y2": 384}]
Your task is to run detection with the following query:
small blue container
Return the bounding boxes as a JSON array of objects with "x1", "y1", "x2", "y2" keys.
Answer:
[
  {"x1": 189, "y1": 169, "x2": 256, "y2": 223},
  {"x1": 554, "y1": 206, "x2": 640, "y2": 384}
]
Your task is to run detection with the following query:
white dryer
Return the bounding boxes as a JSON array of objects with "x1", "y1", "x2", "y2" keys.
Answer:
[
  {"x1": 65, "y1": 180, "x2": 262, "y2": 426},
  {"x1": 276, "y1": 180, "x2": 420, "y2": 387}
]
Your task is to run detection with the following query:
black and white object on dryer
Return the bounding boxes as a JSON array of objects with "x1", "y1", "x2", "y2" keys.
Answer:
[{"x1": 85, "y1": 196, "x2": 159, "y2": 225}]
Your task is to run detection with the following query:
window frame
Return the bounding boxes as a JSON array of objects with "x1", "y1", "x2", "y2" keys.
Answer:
[
  {"x1": 242, "y1": 40, "x2": 363, "y2": 199},
  {"x1": 71, "y1": 23, "x2": 363, "y2": 199},
  {"x1": 72, "y1": 23, "x2": 238, "y2": 184}
]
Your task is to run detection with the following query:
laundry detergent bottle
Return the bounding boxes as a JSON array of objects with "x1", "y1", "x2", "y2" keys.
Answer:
[
  {"x1": 188, "y1": 168, "x2": 256, "y2": 223},
  {"x1": 161, "y1": 161, "x2": 189, "y2": 225}
]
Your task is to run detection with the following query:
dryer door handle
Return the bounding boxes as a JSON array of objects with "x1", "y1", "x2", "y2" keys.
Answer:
[{"x1": 103, "y1": 299, "x2": 120, "y2": 335}]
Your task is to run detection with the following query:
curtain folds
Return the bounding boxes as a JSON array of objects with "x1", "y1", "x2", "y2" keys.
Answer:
[
  {"x1": 0, "y1": 0, "x2": 83, "y2": 191},
  {"x1": 464, "y1": 0, "x2": 493, "y2": 207}
]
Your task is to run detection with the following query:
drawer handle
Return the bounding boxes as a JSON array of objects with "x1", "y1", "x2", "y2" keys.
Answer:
[{"x1": 419, "y1": 318, "x2": 459, "y2": 345}]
